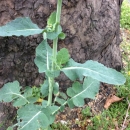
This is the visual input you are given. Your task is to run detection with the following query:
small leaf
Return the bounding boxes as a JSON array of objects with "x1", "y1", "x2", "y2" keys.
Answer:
[
  {"x1": 58, "y1": 32, "x2": 66, "y2": 39},
  {"x1": 46, "y1": 25, "x2": 62, "y2": 40},
  {"x1": 56, "y1": 48, "x2": 70, "y2": 66},
  {"x1": 67, "y1": 82, "x2": 82, "y2": 97},
  {"x1": 0, "y1": 17, "x2": 43, "y2": 36},
  {"x1": 40, "y1": 80, "x2": 49, "y2": 98},
  {"x1": 55, "y1": 97, "x2": 66, "y2": 105},
  {"x1": 47, "y1": 11, "x2": 56, "y2": 26},
  {"x1": 53, "y1": 82, "x2": 59, "y2": 95},
  {"x1": 34, "y1": 40, "x2": 52, "y2": 73},
  {"x1": 67, "y1": 78, "x2": 100, "y2": 107},
  {"x1": 59, "y1": 92, "x2": 68, "y2": 100}
]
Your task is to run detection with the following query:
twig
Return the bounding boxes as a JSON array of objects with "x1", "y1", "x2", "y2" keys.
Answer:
[{"x1": 121, "y1": 98, "x2": 130, "y2": 130}]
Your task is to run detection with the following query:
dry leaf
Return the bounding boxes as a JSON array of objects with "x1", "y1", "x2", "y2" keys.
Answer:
[{"x1": 104, "y1": 95, "x2": 123, "y2": 109}]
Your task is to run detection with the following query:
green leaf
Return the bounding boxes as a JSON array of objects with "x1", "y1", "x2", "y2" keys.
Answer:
[
  {"x1": 53, "y1": 82, "x2": 59, "y2": 95},
  {"x1": 47, "y1": 11, "x2": 56, "y2": 26},
  {"x1": 62, "y1": 59, "x2": 126, "y2": 85},
  {"x1": 42, "y1": 105, "x2": 59, "y2": 124},
  {"x1": 82, "y1": 77, "x2": 100, "y2": 99},
  {"x1": 0, "y1": 81, "x2": 20, "y2": 102},
  {"x1": 67, "y1": 78, "x2": 100, "y2": 107},
  {"x1": 40, "y1": 80, "x2": 49, "y2": 98},
  {"x1": 58, "y1": 32, "x2": 66, "y2": 39},
  {"x1": 13, "y1": 98, "x2": 27, "y2": 107},
  {"x1": 27, "y1": 97, "x2": 38, "y2": 104},
  {"x1": 54, "y1": 97, "x2": 66, "y2": 105},
  {"x1": 23, "y1": 87, "x2": 32, "y2": 97},
  {"x1": 67, "y1": 99, "x2": 75, "y2": 109},
  {"x1": 0, "y1": 81, "x2": 29, "y2": 106},
  {"x1": 17, "y1": 104, "x2": 50, "y2": 130},
  {"x1": 45, "y1": 70, "x2": 60, "y2": 78},
  {"x1": 56, "y1": 48, "x2": 70, "y2": 67},
  {"x1": 34, "y1": 40, "x2": 52, "y2": 73},
  {"x1": 0, "y1": 17, "x2": 43, "y2": 36},
  {"x1": 46, "y1": 25, "x2": 62, "y2": 40},
  {"x1": 59, "y1": 92, "x2": 68, "y2": 100},
  {"x1": 67, "y1": 82, "x2": 82, "y2": 97},
  {"x1": 42, "y1": 100, "x2": 48, "y2": 108}
]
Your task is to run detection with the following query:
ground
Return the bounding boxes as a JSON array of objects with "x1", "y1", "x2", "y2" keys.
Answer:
[{"x1": 51, "y1": 28, "x2": 130, "y2": 130}]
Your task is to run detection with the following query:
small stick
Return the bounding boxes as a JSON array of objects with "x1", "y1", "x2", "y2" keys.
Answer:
[{"x1": 121, "y1": 98, "x2": 130, "y2": 130}]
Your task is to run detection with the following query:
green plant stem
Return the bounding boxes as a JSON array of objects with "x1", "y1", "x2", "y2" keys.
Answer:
[
  {"x1": 47, "y1": 78, "x2": 54, "y2": 106},
  {"x1": 47, "y1": 0, "x2": 62, "y2": 106},
  {"x1": 52, "y1": 38, "x2": 58, "y2": 70},
  {"x1": 52, "y1": 0, "x2": 62, "y2": 70},
  {"x1": 56, "y1": 0, "x2": 62, "y2": 23}
]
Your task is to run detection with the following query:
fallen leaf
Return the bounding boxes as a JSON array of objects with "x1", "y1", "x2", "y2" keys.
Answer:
[{"x1": 104, "y1": 95, "x2": 123, "y2": 109}]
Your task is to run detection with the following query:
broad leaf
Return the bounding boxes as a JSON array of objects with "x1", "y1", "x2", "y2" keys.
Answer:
[
  {"x1": 0, "y1": 81, "x2": 29, "y2": 106},
  {"x1": 56, "y1": 48, "x2": 70, "y2": 67},
  {"x1": 0, "y1": 17, "x2": 43, "y2": 36},
  {"x1": 67, "y1": 78, "x2": 100, "y2": 107},
  {"x1": 17, "y1": 104, "x2": 59, "y2": 130},
  {"x1": 17, "y1": 104, "x2": 50, "y2": 130},
  {"x1": 34, "y1": 40, "x2": 52, "y2": 73},
  {"x1": 62, "y1": 59, "x2": 126, "y2": 85}
]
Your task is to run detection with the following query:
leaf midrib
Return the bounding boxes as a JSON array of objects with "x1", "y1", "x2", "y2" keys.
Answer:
[
  {"x1": 62, "y1": 66, "x2": 119, "y2": 81},
  {"x1": 20, "y1": 111, "x2": 42, "y2": 130},
  {"x1": 71, "y1": 82, "x2": 94, "y2": 99}
]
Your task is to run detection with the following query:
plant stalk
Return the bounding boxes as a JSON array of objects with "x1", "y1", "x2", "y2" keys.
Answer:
[{"x1": 47, "y1": 0, "x2": 62, "y2": 106}]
